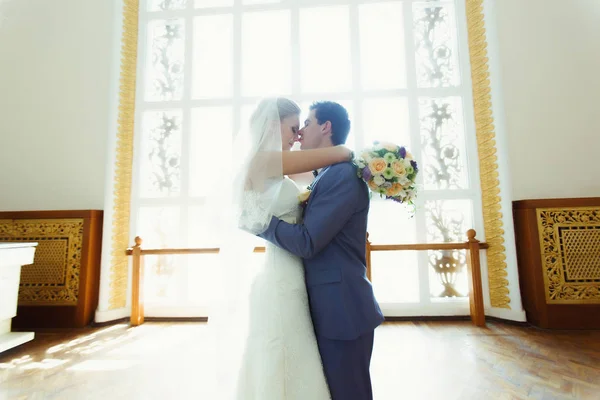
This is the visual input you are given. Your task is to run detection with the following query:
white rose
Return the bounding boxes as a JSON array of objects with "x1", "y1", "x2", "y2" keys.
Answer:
[{"x1": 373, "y1": 174, "x2": 385, "y2": 186}]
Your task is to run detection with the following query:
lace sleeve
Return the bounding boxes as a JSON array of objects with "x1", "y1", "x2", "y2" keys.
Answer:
[{"x1": 237, "y1": 186, "x2": 280, "y2": 233}]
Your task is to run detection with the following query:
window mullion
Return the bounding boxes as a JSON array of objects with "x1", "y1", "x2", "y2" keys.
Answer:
[
  {"x1": 233, "y1": 0, "x2": 242, "y2": 138},
  {"x1": 348, "y1": 3, "x2": 363, "y2": 150},
  {"x1": 174, "y1": 0, "x2": 196, "y2": 304},
  {"x1": 402, "y1": 0, "x2": 431, "y2": 305},
  {"x1": 291, "y1": 2, "x2": 300, "y2": 97}
]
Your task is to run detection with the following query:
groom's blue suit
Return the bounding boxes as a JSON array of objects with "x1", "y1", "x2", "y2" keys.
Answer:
[{"x1": 259, "y1": 161, "x2": 384, "y2": 400}]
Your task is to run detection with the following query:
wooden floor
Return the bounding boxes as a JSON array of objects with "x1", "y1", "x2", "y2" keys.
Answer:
[{"x1": 0, "y1": 321, "x2": 599, "y2": 399}]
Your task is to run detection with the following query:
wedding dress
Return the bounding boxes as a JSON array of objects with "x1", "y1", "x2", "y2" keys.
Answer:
[
  {"x1": 232, "y1": 177, "x2": 331, "y2": 399},
  {"x1": 209, "y1": 98, "x2": 331, "y2": 399}
]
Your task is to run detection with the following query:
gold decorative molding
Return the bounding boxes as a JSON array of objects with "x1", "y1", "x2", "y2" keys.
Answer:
[
  {"x1": 109, "y1": 0, "x2": 140, "y2": 309},
  {"x1": 0, "y1": 219, "x2": 84, "y2": 305},
  {"x1": 537, "y1": 208, "x2": 600, "y2": 304},
  {"x1": 465, "y1": 0, "x2": 510, "y2": 308}
]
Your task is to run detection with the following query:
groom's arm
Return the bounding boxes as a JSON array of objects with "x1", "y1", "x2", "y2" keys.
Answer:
[{"x1": 259, "y1": 163, "x2": 365, "y2": 259}]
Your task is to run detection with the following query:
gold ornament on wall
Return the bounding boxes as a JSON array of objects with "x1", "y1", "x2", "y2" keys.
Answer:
[
  {"x1": 465, "y1": 0, "x2": 510, "y2": 308},
  {"x1": 0, "y1": 219, "x2": 84, "y2": 305},
  {"x1": 537, "y1": 208, "x2": 600, "y2": 304},
  {"x1": 109, "y1": 0, "x2": 140, "y2": 310}
]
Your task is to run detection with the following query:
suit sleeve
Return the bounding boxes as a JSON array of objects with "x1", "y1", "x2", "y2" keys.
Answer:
[{"x1": 259, "y1": 164, "x2": 364, "y2": 259}]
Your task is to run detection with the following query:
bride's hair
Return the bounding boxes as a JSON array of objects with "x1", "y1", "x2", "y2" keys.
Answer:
[
  {"x1": 250, "y1": 97, "x2": 300, "y2": 128},
  {"x1": 276, "y1": 97, "x2": 301, "y2": 120}
]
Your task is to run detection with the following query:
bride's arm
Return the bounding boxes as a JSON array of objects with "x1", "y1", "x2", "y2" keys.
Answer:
[
  {"x1": 288, "y1": 171, "x2": 315, "y2": 188},
  {"x1": 282, "y1": 146, "x2": 352, "y2": 176}
]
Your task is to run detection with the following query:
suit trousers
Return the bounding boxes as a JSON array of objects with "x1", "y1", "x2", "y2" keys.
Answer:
[{"x1": 316, "y1": 330, "x2": 375, "y2": 400}]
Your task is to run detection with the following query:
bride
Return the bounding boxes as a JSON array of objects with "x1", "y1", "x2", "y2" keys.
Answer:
[{"x1": 209, "y1": 98, "x2": 353, "y2": 399}]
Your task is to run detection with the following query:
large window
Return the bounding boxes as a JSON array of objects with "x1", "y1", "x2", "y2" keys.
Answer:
[{"x1": 132, "y1": 0, "x2": 484, "y2": 317}]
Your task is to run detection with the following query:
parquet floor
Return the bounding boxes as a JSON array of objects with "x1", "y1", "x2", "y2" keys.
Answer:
[{"x1": 1, "y1": 321, "x2": 599, "y2": 399}]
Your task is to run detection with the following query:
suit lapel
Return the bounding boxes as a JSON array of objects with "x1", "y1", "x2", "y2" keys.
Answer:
[
  {"x1": 308, "y1": 166, "x2": 330, "y2": 191},
  {"x1": 303, "y1": 167, "x2": 330, "y2": 218}
]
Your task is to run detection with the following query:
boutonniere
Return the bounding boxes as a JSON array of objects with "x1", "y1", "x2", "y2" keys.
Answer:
[{"x1": 298, "y1": 188, "x2": 312, "y2": 209}]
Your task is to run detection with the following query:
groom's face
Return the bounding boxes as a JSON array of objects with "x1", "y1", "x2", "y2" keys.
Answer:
[{"x1": 299, "y1": 109, "x2": 328, "y2": 149}]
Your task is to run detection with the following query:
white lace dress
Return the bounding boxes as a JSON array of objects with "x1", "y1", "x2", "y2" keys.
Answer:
[{"x1": 233, "y1": 177, "x2": 331, "y2": 400}]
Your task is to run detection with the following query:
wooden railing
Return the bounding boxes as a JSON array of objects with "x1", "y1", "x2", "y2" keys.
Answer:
[
  {"x1": 366, "y1": 229, "x2": 488, "y2": 327},
  {"x1": 126, "y1": 229, "x2": 488, "y2": 328}
]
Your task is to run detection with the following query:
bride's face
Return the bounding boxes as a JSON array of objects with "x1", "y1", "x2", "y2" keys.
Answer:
[{"x1": 280, "y1": 114, "x2": 300, "y2": 151}]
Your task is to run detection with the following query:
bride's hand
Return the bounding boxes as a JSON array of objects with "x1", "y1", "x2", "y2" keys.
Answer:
[{"x1": 334, "y1": 145, "x2": 354, "y2": 163}]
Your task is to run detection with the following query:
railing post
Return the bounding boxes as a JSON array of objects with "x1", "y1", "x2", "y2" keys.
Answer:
[
  {"x1": 366, "y1": 232, "x2": 372, "y2": 282},
  {"x1": 466, "y1": 229, "x2": 486, "y2": 327},
  {"x1": 130, "y1": 236, "x2": 144, "y2": 327}
]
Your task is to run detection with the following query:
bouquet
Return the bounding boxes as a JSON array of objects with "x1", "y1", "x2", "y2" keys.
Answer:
[{"x1": 353, "y1": 141, "x2": 419, "y2": 205}]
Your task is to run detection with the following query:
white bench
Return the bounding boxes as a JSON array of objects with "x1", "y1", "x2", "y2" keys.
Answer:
[{"x1": 0, "y1": 242, "x2": 37, "y2": 353}]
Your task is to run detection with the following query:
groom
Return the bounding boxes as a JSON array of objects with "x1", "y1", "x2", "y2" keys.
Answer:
[{"x1": 259, "y1": 101, "x2": 384, "y2": 400}]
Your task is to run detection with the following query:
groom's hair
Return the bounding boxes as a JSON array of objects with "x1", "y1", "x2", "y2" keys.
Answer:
[{"x1": 310, "y1": 101, "x2": 351, "y2": 145}]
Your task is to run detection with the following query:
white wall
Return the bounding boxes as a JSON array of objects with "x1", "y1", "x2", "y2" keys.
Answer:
[
  {"x1": 494, "y1": 0, "x2": 600, "y2": 201},
  {"x1": 3, "y1": 0, "x2": 598, "y2": 322},
  {"x1": 0, "y1": 0, "x2": 114, "y2": 211}
]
